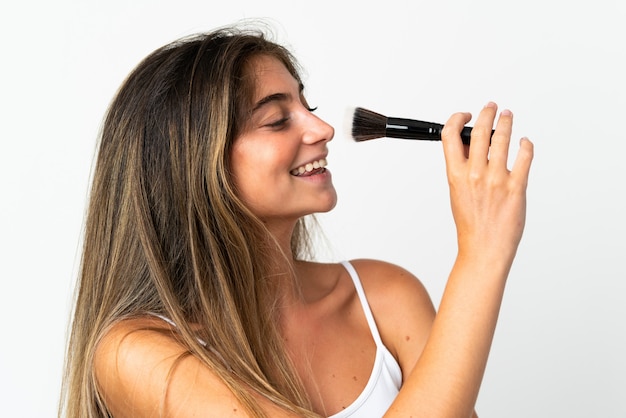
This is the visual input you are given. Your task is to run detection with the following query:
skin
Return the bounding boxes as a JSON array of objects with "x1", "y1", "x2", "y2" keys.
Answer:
[{"x1": 94, "y1": 55, "x2": 533, "y2": 417}]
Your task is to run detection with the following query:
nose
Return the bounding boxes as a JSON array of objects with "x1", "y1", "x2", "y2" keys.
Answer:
[{"x1": 302, "y1": 111, "x2": 334, "y2": 145}]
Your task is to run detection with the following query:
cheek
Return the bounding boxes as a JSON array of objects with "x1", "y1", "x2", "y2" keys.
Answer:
[
  {"x1": 232, "y1": 146, "x2": 263, "y2": 182},
  {"x1": 233, "y1": 140, "x2": 292, "y2": 178},
  {"x1": 230, "y1": 142, "x2": 288, "y2": 205}
]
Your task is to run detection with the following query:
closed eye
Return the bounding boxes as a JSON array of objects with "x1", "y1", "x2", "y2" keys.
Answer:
[{"x1": 265, "y1": 117, "x2": 290, "y2": 129}]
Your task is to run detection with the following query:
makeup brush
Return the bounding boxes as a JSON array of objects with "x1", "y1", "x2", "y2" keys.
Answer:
[{"x1": 351, "y1": 107, "x2": 487, "y2": 145}]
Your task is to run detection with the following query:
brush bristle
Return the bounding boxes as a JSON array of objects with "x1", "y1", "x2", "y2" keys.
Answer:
[{"x1": 351, "y1": 107, "x2": 387, "y2": 142}]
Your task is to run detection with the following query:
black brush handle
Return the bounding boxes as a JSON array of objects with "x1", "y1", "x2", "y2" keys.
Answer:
[{"x1": 386, "y1": 117, "x2": 481, "y2": 145}]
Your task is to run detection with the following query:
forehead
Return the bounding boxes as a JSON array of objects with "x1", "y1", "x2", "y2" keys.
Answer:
[{"x1": 246, "y1": 55, "x2": 300, "y2": 97}]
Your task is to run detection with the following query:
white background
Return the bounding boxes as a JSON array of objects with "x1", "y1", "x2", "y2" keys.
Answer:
[{"x1": 1, "y1": 1, "x2": 625, "y2": 416}]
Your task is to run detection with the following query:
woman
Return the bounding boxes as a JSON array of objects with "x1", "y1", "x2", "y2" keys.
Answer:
[{"x1": 61, "y1": 26, "x2": 533, "y2": 417}]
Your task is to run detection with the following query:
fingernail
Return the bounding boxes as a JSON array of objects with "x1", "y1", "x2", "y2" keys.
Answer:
[
  {"x1": 501, "y1": 109, "x2": 512, "y2": 116},
  {"x1": 485, "y1": 101, "x2": 497, "y2": 108}
]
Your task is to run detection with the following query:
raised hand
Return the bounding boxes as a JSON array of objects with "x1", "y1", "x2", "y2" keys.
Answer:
[{"x1": 441, "y1": 102, "x2": 534, "y2": 268}]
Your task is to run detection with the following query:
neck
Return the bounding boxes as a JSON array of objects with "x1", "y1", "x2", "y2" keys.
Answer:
[
  {"x1": 262, "y1": 217, "x2": 310, "y2": 303},
  {"x1": 264, "y1": 218, "x2": 298, "y2": 261}
]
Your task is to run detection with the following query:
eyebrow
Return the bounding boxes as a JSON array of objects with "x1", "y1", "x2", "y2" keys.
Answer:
[
  {"x1": 251, "y1": 83, "x2": 305, "y2": 113},
  {"x1": 251, "y1": 92, "x2": 291, "y2": 113}
]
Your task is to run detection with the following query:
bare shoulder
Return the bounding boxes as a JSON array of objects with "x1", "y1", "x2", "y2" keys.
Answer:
[
  {"x1": 348, "y1": 259, "x2": 436, "y2": 376},
  {"x1": 348, "y1": 259, "x2": 433, "y2": 310},
  {"x1": 94, "y1": 317, "x2": 267, "y2": 417}
]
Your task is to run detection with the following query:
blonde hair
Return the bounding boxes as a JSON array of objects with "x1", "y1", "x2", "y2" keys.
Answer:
[{"x1": 61, "y1": 26, "x2": 321, "y2": 417}]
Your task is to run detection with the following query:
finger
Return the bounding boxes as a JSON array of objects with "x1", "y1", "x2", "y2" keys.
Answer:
[
  {"x1": 511, "y1": 137, "x2": 534, "y2": 186},
  {"x1": 441, "y1": 111, "x2": 472, "y2": 169},
  {"x1": 468, "y1": 102, "x2": 497, "y2": 167},
  {"x1": 488, "y1": 109, "x2": 513, "y2": 172}
]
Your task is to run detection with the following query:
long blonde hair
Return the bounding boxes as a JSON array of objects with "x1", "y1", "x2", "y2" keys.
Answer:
[{"x1": 61, "y1": 26, "x2": 321, "y2": 417}]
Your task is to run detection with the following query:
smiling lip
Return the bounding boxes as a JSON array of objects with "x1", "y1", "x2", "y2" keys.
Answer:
[{"x1": 290, "y1": 158, "x2": 328, "y2": 176}]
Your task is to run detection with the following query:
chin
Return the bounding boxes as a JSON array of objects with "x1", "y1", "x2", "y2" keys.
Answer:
[
  {"x1": 313, "y1": 197, "x2": 338, "y2": 215},
  {"x1": 317, "y1": 190, "x2": 338, "y2": 212},
  {"x1": 324, "y1": 196, "x2": 339, "y2": 212}
]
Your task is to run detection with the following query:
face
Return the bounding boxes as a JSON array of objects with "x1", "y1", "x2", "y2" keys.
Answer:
[{"x1": 230, "y1": 55, "x2": 337, "y2": 225}]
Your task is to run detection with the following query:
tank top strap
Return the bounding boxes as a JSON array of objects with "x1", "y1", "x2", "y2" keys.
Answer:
[{"x1": 340, "y1": 261, "x2": 384, "y2": 347}]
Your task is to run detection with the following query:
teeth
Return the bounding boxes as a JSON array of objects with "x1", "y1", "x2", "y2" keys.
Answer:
[{"x1": 291, "y1": 158, "x2": 327, "y2": 176}]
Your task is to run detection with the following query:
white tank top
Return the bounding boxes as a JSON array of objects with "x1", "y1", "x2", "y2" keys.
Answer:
[
  {"x1": 150, "y1": 261, "x2": 402, "y2": 417},
  {"x1": 328, "y1": 261, "x2": 402, "y2": 417}
]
